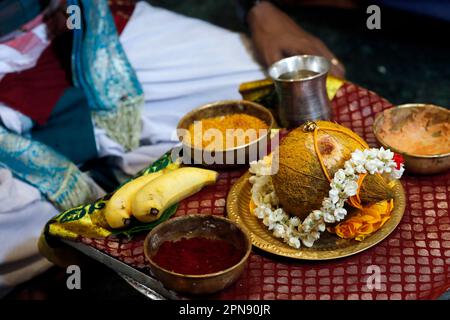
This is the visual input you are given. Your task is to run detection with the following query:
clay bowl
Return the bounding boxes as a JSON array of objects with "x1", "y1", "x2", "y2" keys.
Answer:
[
  {"x1": 373, "y1": 104, "x2": 450, "y2": 175},
  {"x1": 144, "y1": 214, "x2": 251, "y2": 295}
]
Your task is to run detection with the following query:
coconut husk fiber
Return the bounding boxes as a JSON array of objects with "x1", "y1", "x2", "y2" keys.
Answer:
[{"x1": 273, "y1": 121, "x2": 394, "y2": 220}]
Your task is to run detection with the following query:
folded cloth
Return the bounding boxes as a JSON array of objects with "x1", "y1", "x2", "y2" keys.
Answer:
[
  {"x1": 0, "y1": 168, "x2": 57, "y2": 297},
  {"x1": 31, "y1": 87, "x2": 98, "y2": 165},
  {"x1": 0, "y1": 29, "x2": 72, "y2": 126},
  {"x1": 0, "y1": 0, "x2": 141, "y2": 211},
  {"x1": 0, "y1": 0, "x2": 50, "y2": 38},
  {"x1": 0, "y1": 124, "x2": 102, "y2": 211},
  {"x1": 0, "y1": 0, "x2": 60, "y2": 80},
  {"x1": 70, "y1": 0, "x2": 144, "y2": 151}
]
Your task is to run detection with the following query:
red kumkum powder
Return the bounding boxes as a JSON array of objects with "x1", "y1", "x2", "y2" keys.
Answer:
[{"x1": 153, "y1": 237, "x2": 244, "y2": 275}]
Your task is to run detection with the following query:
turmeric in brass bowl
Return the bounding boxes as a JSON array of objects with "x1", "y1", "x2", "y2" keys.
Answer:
[
  {"x1": 177, "y1": 100, "x2": 275, "y2": 168},
  {"x1": 373, "y1": 104, "x2": 450, "y2": 174}
]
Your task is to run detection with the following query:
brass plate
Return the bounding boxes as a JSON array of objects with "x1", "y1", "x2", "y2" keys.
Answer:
[{"x1": 226, "y1": 172, "x2": 406, "y2": 260}]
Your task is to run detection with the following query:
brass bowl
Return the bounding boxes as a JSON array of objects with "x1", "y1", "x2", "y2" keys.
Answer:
[
  {"x1": 144, "y1": 214, "x2": 252, "y2": 295},
  {"x1": 373, "y1": 104, "x2": 450, "y2": 175},
  {"x1": 176, "y1": 100, "x2": 275, "y2": 169}
]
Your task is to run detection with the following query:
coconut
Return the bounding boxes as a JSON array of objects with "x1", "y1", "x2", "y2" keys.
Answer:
[{"x1": 272, "y1": 121, "x2": 394, "y2": 220}]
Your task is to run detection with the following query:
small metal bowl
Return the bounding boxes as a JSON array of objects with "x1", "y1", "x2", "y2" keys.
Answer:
[
  {"x1": 144, "y1": 215, "x2": 252, "y2": 295},
  {"x1": 373, "y1": 104, "x2": 450, "y2": 175},
  {"x1": 176, "y1": 100, "x2": 275, "y2": 169}
]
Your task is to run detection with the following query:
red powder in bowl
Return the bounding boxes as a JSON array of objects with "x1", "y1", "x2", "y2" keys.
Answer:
[{"x1": 152, "y1": 237, "x2": 245, "y2": 275}]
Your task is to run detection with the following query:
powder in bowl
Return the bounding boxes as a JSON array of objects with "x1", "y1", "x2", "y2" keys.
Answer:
[
  {"x1": 186, "y1": 113, "x2": 269, "y2": 150},
  {"x1": 376, "y1": 105, "x2": 450, "y2": 156},
  {"x1": 152, "y1": 237, "x2": 245, "y2": 275}
]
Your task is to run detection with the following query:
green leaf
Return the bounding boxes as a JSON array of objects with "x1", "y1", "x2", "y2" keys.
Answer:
[{"x1": 59, "y1": 205, "x2": 87, "y2": 223}]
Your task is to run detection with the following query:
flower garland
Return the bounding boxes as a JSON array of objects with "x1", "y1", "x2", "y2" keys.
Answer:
[{"x1": 249, "y1": 147, "x2": 405, "y2": 248}]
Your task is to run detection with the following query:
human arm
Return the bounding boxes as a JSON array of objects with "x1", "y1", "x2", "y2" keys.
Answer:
[{"x1": 246, "y1": 1, "x2": 346, "y2": 78}]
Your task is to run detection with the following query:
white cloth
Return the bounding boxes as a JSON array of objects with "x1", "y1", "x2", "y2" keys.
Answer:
[
  {"x1": 0, "y1": 1, "x2": 264, "y2": 294},
  {"x1": 0, "y1": 103, "x2": 34, "y2": 134},
  {"x1": 0, "y1": 169, "x2": 57, "y2": 297},
  {"x1": 102, "y1": 1, "x2": 265, "y2": 174}
]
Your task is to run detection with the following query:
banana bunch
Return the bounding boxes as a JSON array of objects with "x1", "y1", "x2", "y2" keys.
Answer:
[{"x1": 104, "y1": 165, "x2": 218, "y2": 228}]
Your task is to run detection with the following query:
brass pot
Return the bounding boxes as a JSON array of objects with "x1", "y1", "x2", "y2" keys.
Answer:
[{"x1": 144, "y1": 214, "x2": 252, "y2": 295}]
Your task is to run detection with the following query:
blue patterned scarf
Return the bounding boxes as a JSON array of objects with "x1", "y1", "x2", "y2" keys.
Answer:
[{"x1": 70, "y1": 0, "x2": 144, "y2": 151}]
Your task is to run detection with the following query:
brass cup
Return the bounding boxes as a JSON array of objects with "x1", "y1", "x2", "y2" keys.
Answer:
[{"x1": 144, "y1": 214, "x2": 252, "y2": 295}]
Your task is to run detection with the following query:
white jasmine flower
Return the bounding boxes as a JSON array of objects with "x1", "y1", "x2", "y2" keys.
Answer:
[
  {"x1": 343, "y1": 180, "x2": 358, "y2": 196},
  {"x1": 273, "y1": 224, "x2": 286, "y2": 238},
  {"x1": 323, "y1": 211, "x2": 336, "y2": 223},
  {"x1": 267, "y1": 212, "x2": 277, "y2": 225},
  {"x1": 351, "y1": 149, "x2": 365, "y2": 162},
  {"x1": 302, "y1": 238, "x2": 315, "y2": 248},
  {"x1": 289, "y1": 216, "x2": 300, "y2": 227},
  {"x1": 273, "y1": 209, "x2": 285, "y2": 222},
  {"x1": 268, "y1": 222, "x2": 276, "y2": 231},
  {"x1": 391, "y1": 166, "x2": 405, "y2": 179},
  {"x1": 378, "y1": 147, "x2": 394, "y2": 160},
  {"x1": 333, "y1": 207, "x2": 347, "y2": 221},
  {"x1": 366, "y1": 148, "x2": 378, "y2": 159},
  {"x1": 329, "y1": 189, "x2": 340, "y2": 204},
  {"x1": 302, "y1": 217, "x2": 314, "y2": 233},
  {"x1": 354, "y1": 164, "x2": 367, "y2": 174},
  {"x1": 344, "y1": 163, "x2": 355, "y2": 176},
  {"x1": 301, "y1": 232, "x2": 320, "y2": 247},
  {"x1": 255, "y1": 208, "x2": 265, "y2": 219},
  {"x1": 288, "y1": 237, "x2": 301, "y2": 249},
  {"x1": 364, "y1": 159, "x2": 378, "y2": 174},
  {"x1": 330, "y1": 180, "x2": 343, "y2": 192},
  {"x1": 334, "y1": 169, "x2": 346, "y2": 184},
  {"x1": 317, "y1": 221, "x2": 326, "y2": 232},
  {"x1": 322, "y1": 198, "x2": 335, "y2": 211},
  {"x1": 312, "y1": 210, "x2": 322, "y2": 220}
]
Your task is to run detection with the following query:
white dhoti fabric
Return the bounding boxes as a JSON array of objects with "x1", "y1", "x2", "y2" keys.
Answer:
[{"x1": 0, "y1": 1, "x2": 264, "y2": 295}]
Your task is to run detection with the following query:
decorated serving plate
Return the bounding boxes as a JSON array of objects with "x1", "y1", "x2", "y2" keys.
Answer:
[{"x1": 226, "y1": 171, "x2": 406, "y2": 260}]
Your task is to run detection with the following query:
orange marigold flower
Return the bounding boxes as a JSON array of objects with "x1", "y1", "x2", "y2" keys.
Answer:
[{"x1": 331, "y1": 199, "x2": 394, "y2": 241}]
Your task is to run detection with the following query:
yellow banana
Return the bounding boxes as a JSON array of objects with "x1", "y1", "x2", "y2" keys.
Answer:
[
  {"x1": 104, "y1": 161, "x2": 180, "y2": 228},
  {"x1": 131, "y1": 167, "x2": 218, "y2": 223}
]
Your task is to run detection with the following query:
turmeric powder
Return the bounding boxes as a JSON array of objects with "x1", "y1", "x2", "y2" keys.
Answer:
[{"x1": 186, "y1": 113, "x2": 268, "y2": 150}]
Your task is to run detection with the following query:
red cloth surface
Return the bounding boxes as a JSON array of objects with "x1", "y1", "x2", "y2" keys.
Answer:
[
  {"x1": 80, "y1": 83, "x2": 450, "y2": 300},
  {"x1": 0, "y1": 1, "x2": 136, "y2": 125},
  {"x1": 0, "y1": 32, "x2": 72, "y2": 125}
]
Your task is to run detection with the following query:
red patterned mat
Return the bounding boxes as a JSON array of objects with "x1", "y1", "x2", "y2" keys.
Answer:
[{"x1": 80, "y1": 83, "x2": 450, "y2": 300}]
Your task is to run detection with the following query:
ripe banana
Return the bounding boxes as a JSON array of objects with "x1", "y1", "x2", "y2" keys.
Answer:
[
  {"x1": 131, "y1": 167, "x2": 218, "y2": 223},
  {"x1": 104, "y1": 162, "x2": 180, "y2": 229}
]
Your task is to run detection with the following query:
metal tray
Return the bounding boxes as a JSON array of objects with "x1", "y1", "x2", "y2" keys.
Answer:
[{"x1": 63, "y1": 240, "x2": 179, "y2": 300}]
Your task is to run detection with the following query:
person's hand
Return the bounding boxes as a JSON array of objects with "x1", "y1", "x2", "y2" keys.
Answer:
[{"x1": 248, "y1": 1, "x2": 345, "y2": 78}]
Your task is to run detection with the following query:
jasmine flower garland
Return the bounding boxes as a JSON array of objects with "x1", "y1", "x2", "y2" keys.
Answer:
[{"x1": 249, "y1": 147, "x2": 405, "y2": 248}]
